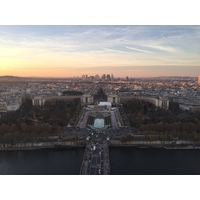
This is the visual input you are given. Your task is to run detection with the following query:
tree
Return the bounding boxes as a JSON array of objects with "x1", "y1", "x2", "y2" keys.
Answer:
[
  {"x1": 3, "y1": 132, "x2": 14, "y2": 143},
  {"x1": 10, "y1": 123, "x2": 18, "y2": 132},
  {"x1": 0, "y1": 123, "x2": 10, "y2": 134},
  {"x1": 20, "y1": 122, "x2": 28, "y2": 133}
]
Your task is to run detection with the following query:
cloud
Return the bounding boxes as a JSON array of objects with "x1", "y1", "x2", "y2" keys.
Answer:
[
  {"x1": 0, "y1": 26, "x2": 200, "y2": 77},
  {"x1": 125, "y1": 46, "x2": 153, "y2": 53},
  {"x1": 103, "y1": 48, "x2": 127, "y2": 53},
  {"x1": 142, "y1": 44, "x2": 178, "y2": 53}
]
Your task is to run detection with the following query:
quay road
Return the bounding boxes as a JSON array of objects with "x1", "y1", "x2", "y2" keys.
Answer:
[{"x1": 79, "y1": 131, "x2": 110, "y2": 175}]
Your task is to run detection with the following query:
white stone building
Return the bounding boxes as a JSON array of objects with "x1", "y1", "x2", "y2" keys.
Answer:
[
  {"x1": 107, "y1": 94, "x2": 120, "y2": 104},
  {"x1": 81, "y1": 94, "x2": 94, "y2": 104},
  {"x1": 32, "y1": 96, "x2": 46, "y2": 106}
]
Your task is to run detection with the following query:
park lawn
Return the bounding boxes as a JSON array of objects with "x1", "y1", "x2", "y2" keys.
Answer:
[
  {"x1": 105, "y1": 116, "x2": 111, "y2": 127},
  {"x1": 87, "y1": 115, "x2": 95, "y2": 126}
]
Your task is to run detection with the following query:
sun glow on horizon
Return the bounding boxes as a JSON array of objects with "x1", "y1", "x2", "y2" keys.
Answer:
[{"x1": 0, "y1": 25, "x2": 200, "y2": 78}]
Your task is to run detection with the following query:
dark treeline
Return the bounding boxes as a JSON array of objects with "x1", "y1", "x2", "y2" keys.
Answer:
[
  {"x1": 0, "y1": 99, "x2": 79, "y2": 143},
  {"x1": 122, "y1": 100, "x2": 200, "y2": 141},
  {"x1": 94, "y1": 88, "x2": 107, "y2": 101},
  {"x1": 63, "y1": 91, "x2": 83, "y2": 96}
]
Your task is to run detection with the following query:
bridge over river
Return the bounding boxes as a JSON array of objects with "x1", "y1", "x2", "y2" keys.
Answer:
[{"x1": 79, "y1": 131, "x2": 110, "y2": 175}]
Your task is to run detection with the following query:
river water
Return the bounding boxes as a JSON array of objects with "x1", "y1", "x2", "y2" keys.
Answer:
[
  {"x1": 1, "y1": 147, "x2": 200, "y2": 175},
  {"x1": 110, "y1": 147, "x2": 200, "y2": 175}
]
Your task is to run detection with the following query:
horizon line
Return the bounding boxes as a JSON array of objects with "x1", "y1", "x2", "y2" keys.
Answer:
[{"x1": 0, "y1": 75, "x2": 198, "y2": 79}]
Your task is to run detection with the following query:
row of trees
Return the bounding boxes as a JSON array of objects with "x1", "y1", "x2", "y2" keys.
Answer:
[
  {"x1": 0, "y1": 99, "x2": 79, "y2": 143},
  {"x1": 29, "y1": 99, "x2": 79, "y2": 126},
  {"x1": 122, "y1": 99, "x2": 200, "y2": 141},
  {"x1": 0, "y1": 122, "x2": 58, "y2": 135}
]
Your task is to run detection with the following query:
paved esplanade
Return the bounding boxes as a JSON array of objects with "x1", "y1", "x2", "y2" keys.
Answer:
[{"x1": 79, "y1": 131, "x2": 110, "y2": 175}]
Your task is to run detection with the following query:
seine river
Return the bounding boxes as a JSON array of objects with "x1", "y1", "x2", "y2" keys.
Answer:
[{"x1": 1, "y1": 147, "x2": 200, "y2": 175}]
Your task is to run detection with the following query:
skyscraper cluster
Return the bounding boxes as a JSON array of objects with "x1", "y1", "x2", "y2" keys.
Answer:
[{"x1": 81, "y1": 74, "x2": 114, "y2": 81}]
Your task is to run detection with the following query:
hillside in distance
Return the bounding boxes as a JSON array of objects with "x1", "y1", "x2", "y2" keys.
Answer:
[
  {"x1": 0, "y1": 75, "x2": 28, "y2": 82},
  {"x1": 0, "y1": 75, "x2": 72, "y2": 83}
]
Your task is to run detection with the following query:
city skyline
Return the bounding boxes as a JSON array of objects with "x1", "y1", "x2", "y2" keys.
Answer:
[{"x1": 0, "y1": 25, "x2": 199, "y2": 78}]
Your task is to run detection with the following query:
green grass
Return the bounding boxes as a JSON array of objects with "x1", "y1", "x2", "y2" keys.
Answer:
[
  {"x1": 105, "y1": 116, "x2": 111, "y2": 126},
  {"x1": 87, "y1": 115, "x2": 95, "y2": 126}
]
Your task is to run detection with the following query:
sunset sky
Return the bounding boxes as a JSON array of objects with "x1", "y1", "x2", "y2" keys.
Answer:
[{"x1": 0, "y1": 25, "x2": 199, "y2": 78}]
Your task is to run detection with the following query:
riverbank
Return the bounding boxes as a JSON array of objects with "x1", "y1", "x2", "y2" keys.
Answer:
[
  {"x1": 0, "y1": 141, "x2": 86, "y2": 151},
  {"x1": 109, "y1": 140, "x2": 200, "y2": 149},
  {"x1": 1, "y1": 140, "x2": 200, "y2": 151}
]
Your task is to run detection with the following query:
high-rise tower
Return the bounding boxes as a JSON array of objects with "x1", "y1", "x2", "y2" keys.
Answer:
[{"x1": 111, "y1": 73, "x2": 114, "y2": 81}]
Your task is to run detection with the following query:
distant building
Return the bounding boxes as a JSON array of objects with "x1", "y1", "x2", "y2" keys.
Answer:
[
  {"x1": 198, "y1": 75, "x2": 200, "y2": 85},
  {"x1": 101, "y1": 74, "x2": 106, "y2": 81},
  {"x1": 0, "y1": 101, "x2": 22, "y2": 112},
  {"x1": 7, "y1": 103, "x2": 21, "y2": 111},
  {"x1": 120, "y1": 96, "x2": 169, "y2": 109},
  {"x1": 98, "y1": 102, "x2": 112, "y2": 108},
  {"x1": 106, "y1": 74, "x2": 111, "y2": 81},
  {"x1": 179, "y1": 104, "x2": 200, "y2": 112},
  {"x1": 111, "y1": 73, "x2": 114, "y2": 81},
  {"x1": 81, "y1": 94, "x2": 94, "y2": 104},
  {"x1": 32, "y1": 96, "x2": 46, "y2": 106},
  {"x1": 94, "y1": 74, "x2": 100, "y2": 80},
  {"x1": 107, "y1": 94, "x2": 120, "y2": 104},
  {"x1": 0, "y1": 102, "x2": 7, "y2": 112}
]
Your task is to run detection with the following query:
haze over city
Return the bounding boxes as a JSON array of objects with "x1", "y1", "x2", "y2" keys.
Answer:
[{"x1": 0, "y1": 25, "x2": 199, "y2": 78}]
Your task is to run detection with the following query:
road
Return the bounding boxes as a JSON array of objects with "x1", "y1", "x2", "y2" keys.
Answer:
[{"x1": 79, "y1": 130, "x2": 110, "y2": 175}]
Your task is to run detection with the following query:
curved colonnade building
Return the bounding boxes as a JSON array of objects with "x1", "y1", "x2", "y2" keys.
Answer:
[{"x1": 32, "y1": 93, "x2": 169, "y2": 109}]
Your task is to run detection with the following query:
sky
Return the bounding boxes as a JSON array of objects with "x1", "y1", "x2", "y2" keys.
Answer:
[{"x1": 0, "y1": 25, "x2": 199, "y2": 78}]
